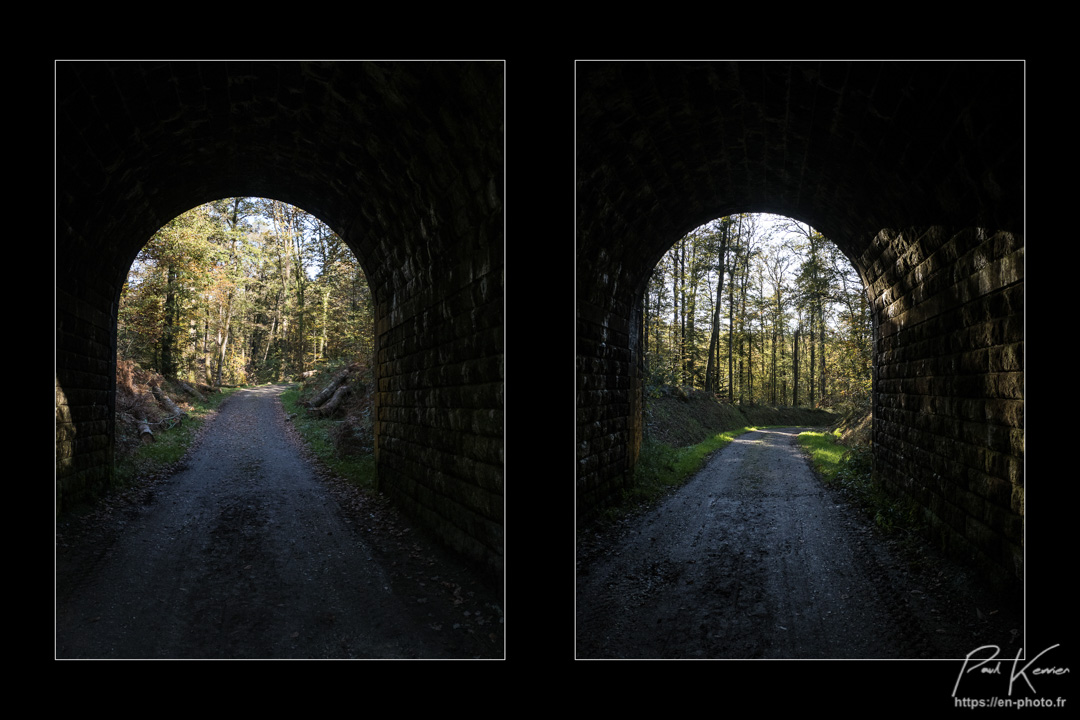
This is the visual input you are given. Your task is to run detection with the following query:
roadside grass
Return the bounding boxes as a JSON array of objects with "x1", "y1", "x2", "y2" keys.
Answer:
[
  {"x1": 113, "y1": 386, "x2": 241, "y2": 488},
  {"x1": 591, "y1": 423, "x2": 919, "y2": 537},
  {"x1": 797, "y1": 430, "x2": 918, "y2": 534},
  {"x1": 795, "y1": 429, "x2": 846, "y2": 482},
  {"x1": 279, "y1": 385, "x2": 377, "y2": 491},
  {"x1": 594, "y1": 427, "x2": 757, "y2": 525}
]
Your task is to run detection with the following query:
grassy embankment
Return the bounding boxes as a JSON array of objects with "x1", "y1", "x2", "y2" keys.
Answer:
[
  {"x1": 594, "y1": 386, "x2": 842, "y2": 523},
  {"x1": 113, "y1": 379, "x2": 241, "y2": 489},
  {"x1": 593, "y1": 387, "x2": 916, "y2": 536},
  {"x1": 626, "y1": 386, "x2": 913, "y2": 533},
  {"x1": 279, "y1": 383, "x2": 377, "y2": 491},
  {"x1": 796, "y1": 430, "x2": 914, "y2": 532},
  {"x1": 626, "y1": 426, "x2": 751, "y2": 514}
]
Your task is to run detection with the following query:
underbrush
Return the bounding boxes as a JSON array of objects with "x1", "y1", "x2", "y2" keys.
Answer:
[
  {"x1": 797, "y1": 430, "x2": 918, "y2": 534},
  {"x1": 113, "y1": 360, "x2": 238, "y2": 489},
  {"x1": 280, "y1": 361, "x2": 376, "y2": 491}
]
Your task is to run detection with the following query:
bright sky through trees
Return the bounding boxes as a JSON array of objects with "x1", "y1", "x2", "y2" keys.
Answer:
[
  {"x1": 118, "y1": 198, "x2": 374, "y2": 388},
  {"x1": 644, "y1": 213, "x2": 872, "y2": 413}
]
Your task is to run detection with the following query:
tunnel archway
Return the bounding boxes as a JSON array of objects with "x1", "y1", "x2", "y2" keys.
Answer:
[
  {"x1": 56, "y1": 61, "x2": 504, "y2": 580},
  {"x1": 577, "y1": 60, "x2": 1023, "y2": 589}
]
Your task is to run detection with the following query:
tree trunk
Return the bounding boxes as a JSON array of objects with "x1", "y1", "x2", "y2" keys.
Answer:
[
  {"x1": 819, "y1": 302, "x2": 827, "y2": 404},
  {"x1": 305, "y1": 364, "x2": 355, "y2": 409},
  {"x1": 312, "y1": 384, "x2": 349, "y2": 417},
  {"x1": 793, "y1": 325, "x2": 800, "y2": 406},
  {"x1": 138, "y1": 421, "x2": 154, "y2": 442},
  {"x1": 319, "y1": 287, "x2": 330, "y2": 364},
  {"x1": 152, "y1": 384, "x2": 183, "y2": 420},
  {"x1": 727, "y1": 246, "x2": 738, "y2": 404},
  {"x1": 215, "y1": 289, "x2": 234, "y2": 387},
  {"x1": 203, "y1": 312, "x2": 212, "y2": 386},
  {"x1": 770, "y1": 329, "x2": 777, "y2": 405},
  {"x1": 685, "y1": 238, "x2": 699, "y2": 386},
  {"x1": 671, "y1": 245, "x2": 680, "y2": 385},
  {"x1": 262, "y1": 300, "x2": 279, "y2": 369},
  {"x1": 178, "y1": 380, "x2": 206, "y2": 402},
  {"x1": 704, "y1": 222, "x2": 728, "y2": 394},
  {"x1": 161, "y1": 265, "x2": 179, "y2": 379},
  {"x1": 738, "y1": 245, "x2": 750, "y2": 404}
]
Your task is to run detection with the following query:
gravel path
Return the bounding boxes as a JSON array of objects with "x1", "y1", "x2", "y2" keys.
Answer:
[
  {"x1": 56, "y1": 385, "x2": 503, "y2": 659},
  {"x1": 576, "y1": 427, "x2": 1022, "y2": 659}
]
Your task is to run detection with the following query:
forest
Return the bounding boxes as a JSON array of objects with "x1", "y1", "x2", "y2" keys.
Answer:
[
  {"x1": 643, "y1": 214, "x2": 873, "y2": 419},
  {"x1": 118, "y1": 197, "x2": 374, "y2": 388}
]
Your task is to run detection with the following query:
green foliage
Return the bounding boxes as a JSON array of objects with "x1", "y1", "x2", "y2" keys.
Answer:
[
  {"x1": 119, "y1": 198, "x2": 375, "y2": 388},
  {"x1": 118, "y1": 205, "x2": 217, "y2": 373}
]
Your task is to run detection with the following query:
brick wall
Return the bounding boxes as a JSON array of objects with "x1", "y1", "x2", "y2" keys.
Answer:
[{"x1": 860, "y1": 226, "x2": 1023, "y2": 587}]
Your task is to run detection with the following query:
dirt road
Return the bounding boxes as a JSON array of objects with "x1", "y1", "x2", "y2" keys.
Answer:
[
  {"x1": 55, "y1": 385, "x2": 502, "y2": 659},
  {"x1": 576, "y1": 427, "x2": 1021, "y2": 659}
]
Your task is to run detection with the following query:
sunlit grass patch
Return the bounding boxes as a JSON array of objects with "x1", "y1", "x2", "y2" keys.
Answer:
[
  {"x1": 796, "y1": 429, "x2": 845, "y2": 482},
  {"x1": 593, "y1": 427, "x2": 757, "y2": 524},
  {"x1": 797, "y1": 430, "x2": 918, "y2": 533},
  {"x1": 666, "y1": 427, "x2": 751, "y2": 481}
]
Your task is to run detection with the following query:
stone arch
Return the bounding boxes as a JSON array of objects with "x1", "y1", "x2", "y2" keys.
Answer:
[
  {"x1": 577, "y1": 61, "x2": 1023, "y2": 589},
  {"x1": 56, "y1": 61, "x2": 504, "y2": 580}
]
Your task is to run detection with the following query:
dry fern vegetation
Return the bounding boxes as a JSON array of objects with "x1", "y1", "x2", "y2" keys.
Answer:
[
  {"x1": 109, "y1": 356, "x2": 379, "y2": 503},
  {"x1": 113, "y1": 358, "x2": 237, "y2": 488}
]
